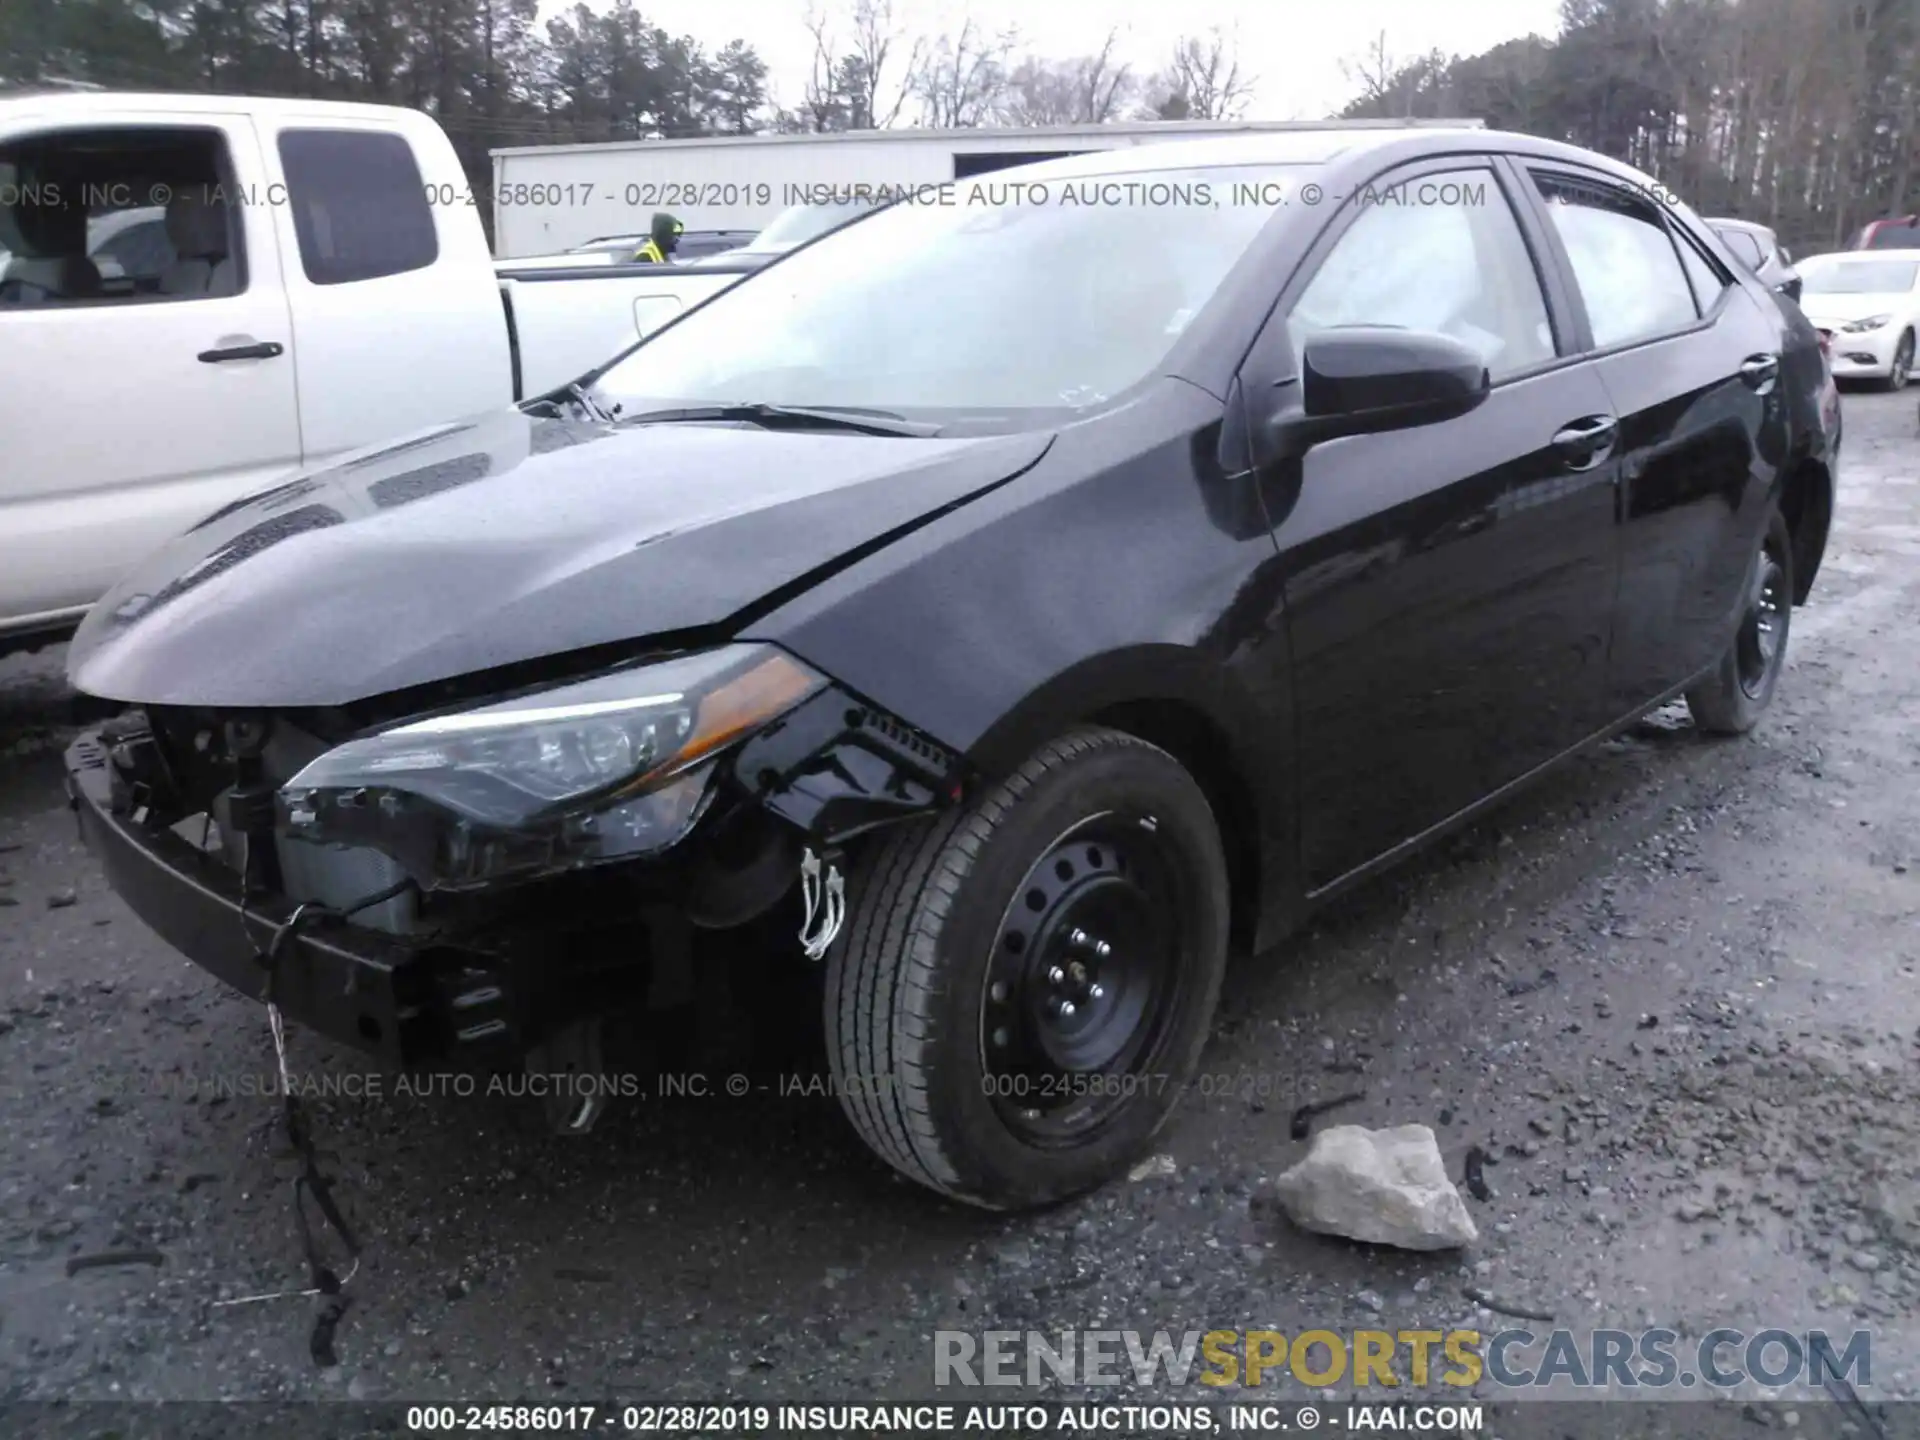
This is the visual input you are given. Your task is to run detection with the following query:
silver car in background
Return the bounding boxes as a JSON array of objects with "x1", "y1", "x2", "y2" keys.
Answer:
[{"x1": 1708, "y1": 217, "x2": 1802, "y2": 303}]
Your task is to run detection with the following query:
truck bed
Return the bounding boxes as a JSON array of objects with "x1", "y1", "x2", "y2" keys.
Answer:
[{"x1": 498, "y1": 261, "x2": 754, "y2": 399}]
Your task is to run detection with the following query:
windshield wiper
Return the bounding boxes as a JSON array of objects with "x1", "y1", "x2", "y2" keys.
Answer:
[
  {"x1": 612, "y1": 402, "x2": 939, "y2": 437},
  {"x1": 568, "y1": 383, "x2": 617, "y2": 424}
]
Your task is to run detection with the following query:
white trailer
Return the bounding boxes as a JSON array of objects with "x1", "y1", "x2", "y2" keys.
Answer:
[{"x1": 489, "y1": 118, "x2": 1483, "y2": 259}]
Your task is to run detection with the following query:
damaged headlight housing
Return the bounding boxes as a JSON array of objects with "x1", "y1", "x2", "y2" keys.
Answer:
[{"x1": 277, "y1": 644, "x2": 824, "y2": 889}]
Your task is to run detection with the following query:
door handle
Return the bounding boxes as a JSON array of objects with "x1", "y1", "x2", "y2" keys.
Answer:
[
  {"x1": 198, "y1": 340, "x2": 284, "y2": 363},
  {"x1": 1739, "y1": 353, "x2": 1780, "y2": 391},
  {"x1": 1550, "y1": 415, "x2": 1618, "y2": 472}
]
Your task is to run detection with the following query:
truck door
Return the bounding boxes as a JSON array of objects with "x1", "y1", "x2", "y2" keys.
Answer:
[
  {"x1": 255, "y1": 118, "x2": 513, "y2": 464},
  {"x1": 0, "y1": 110, "x2": 302, "y2": 634}
]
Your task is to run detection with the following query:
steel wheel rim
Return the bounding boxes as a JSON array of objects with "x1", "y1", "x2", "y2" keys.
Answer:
[
  {"x1": 979, "y1": 813, "x2": 1191, "y2": 1146},
  {"x1": 1736, "y1": 544, "x2": 1787, "y2": 699}
]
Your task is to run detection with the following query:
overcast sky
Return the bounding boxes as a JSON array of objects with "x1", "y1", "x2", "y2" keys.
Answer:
[{"x1": 539, "y1": 0, "x2": 1566, "y2": 122}]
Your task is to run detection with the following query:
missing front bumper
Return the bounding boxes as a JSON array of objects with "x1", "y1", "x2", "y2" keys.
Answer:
[
  {"x1": 64, "y1": 732, "x2": 513, "y2": 1068},
  {"x1": 60, "y1": 681, "x2": 966, "y2": 1072}
]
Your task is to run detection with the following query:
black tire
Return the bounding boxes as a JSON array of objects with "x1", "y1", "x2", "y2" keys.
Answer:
[
  {"x1": 1685, "y1": 505, "x2": 1795, "y2": 735},
  {"x1": 1878, "y1": 329, "x2": 1915, "y2": 392},
  {"x1": 825, "y1": 727, "x2": 1229, "y2": 1209}
]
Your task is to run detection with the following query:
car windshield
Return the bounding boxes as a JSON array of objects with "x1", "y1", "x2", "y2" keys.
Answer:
[
  {"x1": 590, "y1": 164, "x2": 1298, "y2": 425},
  {"x1": 750, "y1": 201, "x2": 878, "y2": 250},
  {"x1": 1801, "y1": 258, "x2": 1920, "y2": 294}
]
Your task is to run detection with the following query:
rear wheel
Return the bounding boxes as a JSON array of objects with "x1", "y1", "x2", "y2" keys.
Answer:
[
  {"x1": 825, "y1": 727, "x2": 1229, "y2": 1209},
  {"x1": 1685, "y1": 506, "x2": 1794, "y2": 735},
  {"x1": 1878, "y1": 329, "x2": 1914, "y2": 391}
]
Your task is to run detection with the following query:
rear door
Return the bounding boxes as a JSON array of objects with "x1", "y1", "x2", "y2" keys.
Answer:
[
  {"x1": 254, "y1": 117, "x2": 512, "y2": 463},
  {"x1": 1515, "y1": 164, "x2": 1786, "y2": 714},
  {"x1": 1244, "y1": 157, "x2": 1622, "y2": 891},
  {"x1": 0, "y1": 111, "x2": 301, "y2": 631}
]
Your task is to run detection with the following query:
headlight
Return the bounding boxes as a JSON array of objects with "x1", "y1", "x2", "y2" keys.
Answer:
[
  {"x1": 277, "y1": 644, "x2": 824, "y2": 890},
  {"x1": 1841, "y1": 314, "x2": 1892, "y2": 333}
]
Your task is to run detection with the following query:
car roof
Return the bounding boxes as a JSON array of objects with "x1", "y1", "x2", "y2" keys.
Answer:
[
  {"x1": 996, "y1": 126, "x2": 1680, "y2": 196},
  {"x1": 0, "y1": 89, "x2": 425, "y2": 126},
  {"x1": 993, "y1": 127, "x2": 1464, "y2": 178}
]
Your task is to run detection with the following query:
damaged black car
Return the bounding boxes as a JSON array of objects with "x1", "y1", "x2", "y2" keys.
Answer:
[{"x1": 64, "y1": 128, "x2": 1837, "y2": 1211}]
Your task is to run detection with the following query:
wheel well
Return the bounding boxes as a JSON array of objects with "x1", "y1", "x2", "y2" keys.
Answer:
[
  {"x1": 1778, "y1": 457, "x2": 1832, "y2": 605},
  {"x1": 1088, "y1": 698, "x2": 1262, "y2": 952}
]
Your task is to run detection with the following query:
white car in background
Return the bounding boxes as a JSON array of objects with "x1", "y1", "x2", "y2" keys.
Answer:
[{"x1": 1795, "y1": 249, "x2": 1920, "y2": 390}]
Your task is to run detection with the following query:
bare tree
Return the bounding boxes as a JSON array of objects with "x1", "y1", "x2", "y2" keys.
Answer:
[
  {"x1": 801, "y1": 0, "x2": 920, "y2": 131},
  {"x1": 909, "y1": 16, "x2": 1015, "y2": 128},
  {"x1": 1000, "y1": 56, "x2": 1075, "y2": 125},
  {"x1": 800, "y1": 3, "x2": 842, "y2": 129},
  {"x1": 1340, "y1": 30, "x2": 1399, "y2": 119},
  {"x1": 1142, "y1": 28, "x2": 1254, "y2": 122},
  {"x1": 1001, "y1": 31, "x2": 1135, "y2": 125}
]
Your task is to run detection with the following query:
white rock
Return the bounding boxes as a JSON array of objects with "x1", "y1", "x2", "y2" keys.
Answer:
[
  {"x1": 1271, "y1": 1124, "x2": 1479, "y2": 1251},
  {"x1": 1129, "y1": 1153, "x2": 1178, "y2": 1182}
]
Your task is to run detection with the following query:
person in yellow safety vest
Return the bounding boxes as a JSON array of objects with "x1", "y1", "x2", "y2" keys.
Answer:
[{"x1": 632, "y1": 211, "x2": 683, "y2": 263}]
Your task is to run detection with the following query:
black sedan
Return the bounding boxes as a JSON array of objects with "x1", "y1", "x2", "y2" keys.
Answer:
[{"x1": 63, "y1": 127, "x2": 1838, "y2": 1211}]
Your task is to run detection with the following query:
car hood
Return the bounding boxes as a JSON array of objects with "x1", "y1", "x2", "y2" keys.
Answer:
[
  {"x1": 67, "y1": 408, "x2": 1052, "y2": 708},
  {"x1": 1800, "y1": 291, "x2": 1915, "y2": 323}
]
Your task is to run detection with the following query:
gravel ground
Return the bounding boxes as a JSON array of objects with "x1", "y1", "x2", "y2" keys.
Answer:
[{"x1": 1, "y1": 389, "x2": 1917, "y2": 1414}]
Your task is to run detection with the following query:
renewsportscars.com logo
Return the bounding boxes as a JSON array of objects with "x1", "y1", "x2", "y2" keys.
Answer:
[{"x1": 933, "y1": 1327, "x2": 1872, "y2": 1392}]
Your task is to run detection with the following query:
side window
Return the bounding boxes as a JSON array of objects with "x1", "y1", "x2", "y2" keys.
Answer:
[
  {"x1": 1535, "y1": 173, "x2": 1699, "y2": 348},
  {"x1": 278, "y1": 129, "x2": 437, "y2": 285},
  {"x1": 1674, "y1": 227, "x2": 1730, "y2": 313},
  {"x1": 1289, "y1": 168, "x2": 1556, "y2": 383},
  {"x1": 0, "y1": 126, "x2": 243, "y2": 308}
]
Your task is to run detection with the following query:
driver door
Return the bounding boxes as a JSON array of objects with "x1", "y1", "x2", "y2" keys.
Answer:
[{"x1": 1245, "y1": 159, "x2": 1622, "y2": 892}]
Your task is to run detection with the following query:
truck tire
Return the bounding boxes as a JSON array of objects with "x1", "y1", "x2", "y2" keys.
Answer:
[
  {"x1": 1686, "y1": 506, "x2": 1794, "y2": 735},
  {"x1": 825, "y1": 727, "x2": 1229, "y2": 1209}
]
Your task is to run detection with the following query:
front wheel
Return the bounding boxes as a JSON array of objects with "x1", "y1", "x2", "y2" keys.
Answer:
[
  {"x1": 1878, "y1": 329, "x2": 1914, "y2": 391},
  {"x1": 1685, "y1": 505, "x2": 1794, "y2": 735},
  {"x1": 825, "y1": 727, "x2": 1229, "y2": 1209}
]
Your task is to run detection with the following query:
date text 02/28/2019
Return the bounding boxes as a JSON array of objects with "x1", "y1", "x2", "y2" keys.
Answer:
[
  {"x1": 407, "y1": 1405, "x2": 778, "y2": 1432},
  {"x1": 404, "y1": 1402, "x2": 1486, "y2": 1432},
  {"x1": 481, "y1": 182, "x2": 778, "y2": 210}
]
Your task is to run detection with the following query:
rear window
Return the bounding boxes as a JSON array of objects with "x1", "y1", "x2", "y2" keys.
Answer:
[
  {"x1": 1715, "y1": 228, "x2": 1764, "y2": 268},
  {"x1": 278, "y1": 129, "x2": 437, "y2": 285},
  {"x1": 754, "y1": 202, "x2": 879, "y2": 249}
]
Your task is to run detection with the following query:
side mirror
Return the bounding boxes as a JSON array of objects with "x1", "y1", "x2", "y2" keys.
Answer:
[{"x1": 1276, "y1": 327, "x2": 1491, "y2": 453}]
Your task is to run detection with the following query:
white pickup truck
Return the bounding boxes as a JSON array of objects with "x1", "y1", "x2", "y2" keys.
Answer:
[{"x1": 0, "y1": 90, "x2": 750, "y2": 654}]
